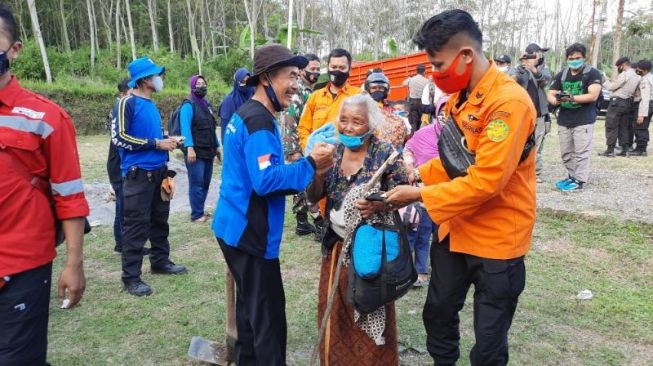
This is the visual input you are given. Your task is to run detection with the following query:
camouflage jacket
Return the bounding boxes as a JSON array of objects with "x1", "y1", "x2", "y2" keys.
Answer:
[{"x1": 280, "y1": 78, "x2": 313, "y2": 160}]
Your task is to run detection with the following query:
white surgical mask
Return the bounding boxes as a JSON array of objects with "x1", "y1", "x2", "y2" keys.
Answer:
[
  {"x1": 151, "y1": 75, "x2": 164, "y2": 92},
  {"x1": 498, "y1": 66, "x2": 509, "y2": 73}
]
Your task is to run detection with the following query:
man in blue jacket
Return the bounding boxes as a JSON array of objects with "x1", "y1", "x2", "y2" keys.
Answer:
[
  {"x1": 111, "y1": 57, "x2": 187, "y2": 297},
  {"x1": 213, "y1": 44, "x2": 335, "y2": 365}
]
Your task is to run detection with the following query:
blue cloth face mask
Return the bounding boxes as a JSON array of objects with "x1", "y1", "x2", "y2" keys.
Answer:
[
  {"x1": 340, "y1": 131, "x2": 372, "y2": 149},
  {"x1": 264, "y1": 73, "x2": 283, "y2": 112},
  {"x1": 567, "y1": 59, "x2": 584, "y2": 70},
  {"x1": 394, "y1": 110, "x2": 408, "y2": 118}
]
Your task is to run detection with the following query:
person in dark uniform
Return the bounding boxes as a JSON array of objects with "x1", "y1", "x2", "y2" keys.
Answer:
[
  {"x1": 111, "y1": 57, "x2": 187, "y2": 297},
  {"x1": 180, "y1": 74, "x2": 220, "y2": 223},
  {"x1": 107, "y1": 79, "x2": 130, "y2": 253}
]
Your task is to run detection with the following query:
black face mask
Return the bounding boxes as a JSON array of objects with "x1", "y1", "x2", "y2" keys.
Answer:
[
  {"x1": 0, "y1": 51, "x2": 10, "y2": 76},
  {"x1": 370, "y1": 90, "x2": 387, "y2": 102},
  {"x1": 328, "y1": 70, "x2": 349, "y2": 87},
  {"x1": 304, "y1": 71, "x2": 320, "y2": 84},
  {"x1": 264, "y1": 74, "x2": 283, "y2": 112},
  {"x1": 193, "y1": 86, "x2": 207, "y2": 98},
  {"x1": 618, "y1": 67, "x2": 624, "y2": 74},
  {"x1": 636, "y1": 69, "x2": 644, "y2": 76},
  {"x1": 537, "y1": 57, "x2": 544, "y2": 67}
]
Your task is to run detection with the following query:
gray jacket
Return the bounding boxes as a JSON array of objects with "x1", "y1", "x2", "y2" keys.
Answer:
[{"x1": 510, "y1": 65, "x2": 552, "y2": 116}]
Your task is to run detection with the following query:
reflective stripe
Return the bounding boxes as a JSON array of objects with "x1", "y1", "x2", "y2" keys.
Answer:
[
  {"x1": 0, "y1": 115, "x2": 54, "y2": 138},
  {"x1": 50, "y1": 178, "x2": 84, "y2": 196},
  {"x1": 118, "y1": 96, "x2": 149, "y2": 145}
]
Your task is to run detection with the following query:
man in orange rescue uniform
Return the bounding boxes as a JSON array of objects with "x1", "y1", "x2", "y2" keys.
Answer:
[
  {"x1": 297, "y1": 48, "x2": 361, "y2": 150},
  {"x1": 385, "y1": 10, "x2": 536, "y2": 366}
]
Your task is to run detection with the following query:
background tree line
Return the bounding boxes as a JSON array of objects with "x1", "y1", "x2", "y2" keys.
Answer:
[{"x1": 8, "y1": 0, "x2": 653, "y2": 91}]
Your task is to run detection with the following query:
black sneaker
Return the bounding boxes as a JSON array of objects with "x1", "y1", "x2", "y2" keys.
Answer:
[
  {"x1": 598, "y1": 149, "x2": 615, "y2": 157},
  {"x1": 630, "y1": 150, "x2": 648, "y2": 157},
  {"x1": 313, "y1": 217, "x2": 325, "y2": 242},
  {"x1": 151, "y1": 262, "x2": 188, "y2": 275},
  {"x1": 123, "y1": 280, "x2": 153, "y2": 297}
]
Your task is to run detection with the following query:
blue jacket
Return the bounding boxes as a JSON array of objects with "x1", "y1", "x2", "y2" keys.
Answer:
[
  {"x1": 212, "y1": 99, "x2": 316, "y2": 259},
  {"x1": 111, "y1": 94, "x2": 167, "y2": 175}
]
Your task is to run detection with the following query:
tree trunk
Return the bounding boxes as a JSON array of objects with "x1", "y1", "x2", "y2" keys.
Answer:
[
  {"x1": 148, "y1": 0, "x2": 160, "y2": 52},
  {"x1": 100, "y1": 0, "x2": 114, "y2": 52},
  {"x1": 90, "y1": 0, "x2": 100, "y2": 51},
  {"x1": 167, "y1": 0, "x2": 174, "y2": 52},
  {"x1": 591, "y1": 0, "x2": 608, "y2": 67},
  {"x1": 26, "y1": 0, "x2": 52, "y2": 83},
  {"x1": 59, "y1": 0, "x2": 71, "y2": 52},
  {"x1": 116, "y1": 0, "x2": 122, "y2": 69},
  {"x1": 86, "y1": 0, "x2": 96, "y2": 73},
  {"x1": 243, "y1": 0, "x2": 262, "y2": 60},
  {"x1": 125, "y1": 0, "x2": 137, "y2": 60},
  {"x1": 612, "y1": 0, "x2": 626, "y2": 74},
  {"x1": 186, "y1": 0, "x2": 202, "y2": 74}
]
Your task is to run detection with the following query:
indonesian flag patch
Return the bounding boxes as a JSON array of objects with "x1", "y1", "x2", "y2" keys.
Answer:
[{"x1": 258, "y1": 154, "x2": 272, "y2": 170}]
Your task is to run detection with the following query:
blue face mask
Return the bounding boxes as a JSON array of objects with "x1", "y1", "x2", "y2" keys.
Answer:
[
  {"x1": 567, "y1": 59, "x2": 584, "y2": 70},
  {"x1": 340, "y1": 131, "x2": 372, "y2": 149},
  {"x1": 394, "y1": 110, "x2": 408, "y2": 118},
  {"x1": 0, "y1": 50, "x2": 10, "y2": 75},
  {"x1": 264, "y1": 74, "x2": 283, "y2": 112}
]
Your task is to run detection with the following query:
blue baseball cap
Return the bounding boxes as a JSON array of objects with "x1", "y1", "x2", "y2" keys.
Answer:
[{"x1": 127, "y1": 57, "x2": 165, "y2": 88}]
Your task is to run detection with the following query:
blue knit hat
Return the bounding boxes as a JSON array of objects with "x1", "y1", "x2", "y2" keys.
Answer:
[{"x1": 127, "y1": 57, "x2": 165, "y2": 88}]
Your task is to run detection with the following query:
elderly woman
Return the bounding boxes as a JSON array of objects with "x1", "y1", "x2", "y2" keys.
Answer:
[{"x1": 307, "y1": 94, "x2": 408, "y2": 365}]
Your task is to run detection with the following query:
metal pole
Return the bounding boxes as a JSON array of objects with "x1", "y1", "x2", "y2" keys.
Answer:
[{"x1": 287, "y1": 0, "x2": 294, "y2": 49}]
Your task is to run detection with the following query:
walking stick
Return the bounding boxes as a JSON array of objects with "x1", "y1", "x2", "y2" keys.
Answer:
[
  {"x1": 309, "y1": 151, "x2": 400, "y2": 366},
  {"x1": 187, "y1": 268, "x2": 237, "y2": 365}
]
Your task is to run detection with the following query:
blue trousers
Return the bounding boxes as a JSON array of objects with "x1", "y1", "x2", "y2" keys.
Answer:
[
  {"x1": 407, "y1": 205, "x2": 433, "y2": 274},
  {"x1": 111, "y1": 181, "x2": 124, "y2": 252},
  {"x1": 185, "y1": 157, "x2": 214, "y2": 220}
]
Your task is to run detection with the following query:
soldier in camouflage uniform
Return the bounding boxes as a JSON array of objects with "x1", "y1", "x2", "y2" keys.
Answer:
[{"x1": 280, "y1": 53, "x2": 323, "y2": 239}]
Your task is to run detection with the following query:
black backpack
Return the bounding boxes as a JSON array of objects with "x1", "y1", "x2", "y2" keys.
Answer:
[
  {"x1": 167, "y1": 99, "x2": 192, "y2": 136},
  {"x1": 348, "y1": 211, "x2": 417, "y2": 314}
]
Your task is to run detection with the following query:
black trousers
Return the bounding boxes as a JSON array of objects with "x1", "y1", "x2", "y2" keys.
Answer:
[
  {"x1": 121, "y1": 166, "x2": 171, "y2": 283},
  {"x1": 0, "y1": 263, "x2": 52, "y2": 366},
  {"x1": 605, "y1": 97, "x2": 635, "y2": 149},
  {"x1": 634, "y1": 101, "x2": 653, "y2": 150},
  {"x1": 409, "y1": 98, "x2": 423, "y2": 132},
  {"x1": 217, "y1": 238, "x2": 287, "y2": 366},
  {"x1": 422, "y1": 237, "x2": 526, "y2": 366}
]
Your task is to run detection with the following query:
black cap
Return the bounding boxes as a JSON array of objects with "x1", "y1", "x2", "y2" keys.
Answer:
[
  {"x1": 247, "y1": 44, "x2": 309, "y2": 86},
  {"x1": 615, "y1": 57, "x2": 630, "y2": 67},
  {"x1": 494, "y1": 54, "x2": 511, "y2": 64},
  {"x1": 525, "y1": 43, "x2": 550, "y2": 54}
]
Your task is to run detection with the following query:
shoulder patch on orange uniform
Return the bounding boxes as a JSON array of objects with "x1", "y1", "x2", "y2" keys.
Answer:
[{"x1": 486, "y1": 119, "x2": 509, "y2": 142}]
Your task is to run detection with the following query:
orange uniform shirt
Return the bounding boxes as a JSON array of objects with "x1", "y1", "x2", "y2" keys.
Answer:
[
  {"x1": 418, "y1": 63, "x2": 537, "y2": 260},
  {"x1": 298, "y1": 82, "x2": 361, "y2": 149}
]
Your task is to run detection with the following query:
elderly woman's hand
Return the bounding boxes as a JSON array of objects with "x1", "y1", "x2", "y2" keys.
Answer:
[
  {"x1": 355, "y1": 198, "x2": 385, "y2": 219},
  {"x1": 385, "y1": 185, "x2": 422, "y2": 210}
]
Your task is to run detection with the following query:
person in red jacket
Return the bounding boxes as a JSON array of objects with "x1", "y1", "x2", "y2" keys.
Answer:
[{"x1": 0, "y1": 5, "x2": 89, "y2": 365}]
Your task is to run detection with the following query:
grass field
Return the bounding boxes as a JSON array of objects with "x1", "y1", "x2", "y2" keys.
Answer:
[{"x1": 44, "y1": 132, "x2": 653, "y2": 365}]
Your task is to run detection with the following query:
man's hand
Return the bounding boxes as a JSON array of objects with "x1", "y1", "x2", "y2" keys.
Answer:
[
  {"x1": 385, "y1": 185, "x2": 422, "y2": 210},
  {"x1": 355, "y1": 198, "x2": 384, "y2": 219},
  {"x1": 58, "y1": 263, "x2": 85, "y2": 308},
  {"x1": 637, "y1": 116, "x2": 645, "y2": 125},
  {"x1": 156, "y1": 138, "x2": 178, "y2": 151},
  {"x1": 187, "y1": 147, "x2": 197, "y2": 163},
  {"x1": 310, "y1": 142, "x2": 336, "y2": 173}
]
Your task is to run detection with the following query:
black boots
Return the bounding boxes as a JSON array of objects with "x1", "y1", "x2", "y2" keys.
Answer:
[{"x1": 295, "y1": 212, "x2": 316, "y2": 236}]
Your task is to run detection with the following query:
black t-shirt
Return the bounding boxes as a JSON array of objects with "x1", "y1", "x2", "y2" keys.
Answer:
[
  {"x1": 106, "y1": 99, "x2": 122, "y2": 184},
  {"x1": 550, "y1": 66, "x2": 603, "y2": 127}
]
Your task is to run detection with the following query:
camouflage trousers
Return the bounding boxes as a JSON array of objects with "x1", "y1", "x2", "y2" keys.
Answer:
[{"x1": 292, "y1": 191, "x2": 320, "y2": 219}]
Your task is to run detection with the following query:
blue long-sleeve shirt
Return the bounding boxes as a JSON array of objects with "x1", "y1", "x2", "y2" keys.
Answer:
[
  {"x1": 180, "y1": 102, "x2": 220, "y2": 148},
  {"x1": 212, "y1": 99, "x2": 316, "y2": 259},
  {"x1": 110, "y1": 94, "x2": 167, "y2": 175}
]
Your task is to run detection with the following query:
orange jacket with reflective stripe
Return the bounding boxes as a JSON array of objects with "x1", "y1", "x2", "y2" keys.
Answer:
[
  {"x1": 418, "y1": 63, "x2": 536, "y2": 260},
  {"x1": 297, "y1": 82, "x2": 361, "y2": 149}
]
